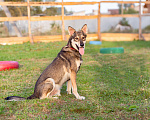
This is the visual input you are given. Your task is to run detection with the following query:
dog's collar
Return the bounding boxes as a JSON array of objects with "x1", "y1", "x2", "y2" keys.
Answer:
[
  {"x1": 70, "y1": 47, "x2": 76, "y2": 50},
  {"x1": 67, "y1": 46, "x2": 76, "y2": 51}
]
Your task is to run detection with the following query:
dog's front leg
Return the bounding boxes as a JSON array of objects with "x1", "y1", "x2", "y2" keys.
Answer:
[
  {"x1": 70, "y1": 70, "x2": 85, "y2": 100},
  {"x1": 66, "y1": 80, "x2": 72, "y2": 94}
]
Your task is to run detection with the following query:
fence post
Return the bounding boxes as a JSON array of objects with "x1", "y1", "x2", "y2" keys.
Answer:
[
  {"x1": 139, "y1": 0, "x2": 142, "y2": 40},
  {"x1": 27, "y1": 0, "x2": 33, "y2": 43},
  {"x1": 98, "y1": 2, "x2": 101, "y2": 41},
  {"x1": 121, "y1": 0, "x2": 123, "y2": 15},
  {"x1": 61, "y1": 0, "x2": 66, "y2": 40}
]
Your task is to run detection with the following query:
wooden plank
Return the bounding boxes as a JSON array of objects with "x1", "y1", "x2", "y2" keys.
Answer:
[
  {"x1": 64, "y1": 15, "x2": 98, "y2": 20},
  {"x1": 139, "y1": 0, "x2": 142, "y2": 40},
  {"x1": 30, "y1": 2, "x2": 61, "y2": 6},
  {"x1": 0, "y1": 2, "x2": 99, "y2": 6},
  {"x1": 0, "y1": 15, "x2": 97, "y2": 22},
  {"x1": 142, "y1": 14, "x2": 150, "y2": 16},
  {"x1": 33, "y1": 34, "x2": 98, "y2": 42},
  {"x1": 2, "y1": 33, "x2": 149, "y2": 45},
  {"x1": 0, "y1": 14, "x2": 139, "y2": 22},
  {"x1": 101, "y1": 1, "x2": 137, "y2": 3},
  {"x1": 97, "y1": 2, "x2": 101, "y2": 41},
  {"x1": 33, "y1": 35, "x2": 62, "y2": 40},
  {"x1": 0, "y1": 1, "x2": 97, "y2": 7},
  {"x1": 101, "y1": 33, "x2": 138, "y2": 37},
  {"x1": 101, "y1": 33, "x2": 139, "y2": 41},
  {"x1": 30, "y1": 2, "x2": 99, "y2": 6},
  {"x1": 30, "y1": 15, "x2": 97, "y2": 21},
  {"x1": 61, "y1": 0, "x2": 66, "y2": 40},
  {"x1": 33, "y1": 35, "x2": 62, "y2": 42},
  {"x1": 0, "y1": 37, "x2": 29, "y2": 41},
  {"x1": 30, "y1": 16, "x2": 62, "y2": 21},
  {"x1": 101, "y1": 1, "x2": 150, "y2": 4},
  {"x1": 86, "y1": 34, "x2": 98, "y2": 41},
  {"x1": 62, "y1": 2, "x2": 99, "y2": 5},
  {"x1": 0, "y1": 17, "x2": 28, "y2": 21},
  {"x1": 65, "y1": 34, "x2": 98, "y2": 41},
  {"x1": 0, "y1": 2, "x2": 27, "y2": 6},
  {"x1": 101, "y1": 14, "x2": 139, "y2": 17},
  {"x1": 27, "y1": 0, "x2": 33, "y2": 43},
  {"x1": 0, "y1": 37, "x2": 29, "y2": 45},
  {"x1": 143, "y1": 34, "x2": 150, "y2": 41},
  {"x1": 0, "y1": 1, "x2": 150, "y2": 6}
]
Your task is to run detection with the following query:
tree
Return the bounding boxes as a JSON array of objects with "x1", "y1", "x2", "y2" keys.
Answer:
[
  {"x1": 30, "y1": 0, "x2": 43, "y2": 16},
  {"x1": 124, "y1": 8, "x2": 138, "y2": 14},
  {"x1": 118, "y1": 3, "x2": 138, "y2": 14},
  {"x1": 31, "y1": 6, "x2": 43, "y2": 16},
  {"x1": 43, "y1": 7, "x2": 58, "y2": 16},
  {"x1": 0, "y1": 0, "x2": 71, "y2": 17},
  {"x1": 44, "y1": 7, "x2": 69, "y2": 16},
  {"x1": 30, "y1": 0, "x2": 56, "y2": 16},
  {"x1": 0, "y1": 0, "x2": 27, "y2": 17},
  {"x1": 119, "y1": 18, "x2": 130, "y2": 26},
  {"x1": 0, "y1": 0, "x2": 44, "y2": 16}
]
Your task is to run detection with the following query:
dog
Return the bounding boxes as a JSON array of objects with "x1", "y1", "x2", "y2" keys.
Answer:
[{"x1": 5, "y1": 24, "x2": 88, "y2": 101}]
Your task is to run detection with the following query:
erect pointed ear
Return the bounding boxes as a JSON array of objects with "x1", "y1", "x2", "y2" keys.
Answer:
[
  {"x1": 68, "y1": 26, "x2": 76, "y2": 36},
  {"x1": 81, "y1": 24, "x2": 88, "y2": 34}
]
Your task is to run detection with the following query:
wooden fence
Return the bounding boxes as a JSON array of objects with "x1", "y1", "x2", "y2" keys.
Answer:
[{"x1": 0, "y1": 1, "x2": 150, "y2": 45}]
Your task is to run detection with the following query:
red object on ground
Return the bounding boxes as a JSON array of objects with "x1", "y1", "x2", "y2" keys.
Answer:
[{"x1": 0, "y1": 61, "x2": 19, "y2": 71}]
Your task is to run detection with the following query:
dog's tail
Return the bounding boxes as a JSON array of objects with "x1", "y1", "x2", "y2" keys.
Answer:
[
  {"x1": 27, "y1": 94, "x2": 37, "y2": 100},
  {"x1": 5, "y1": 94, "x2": 37, "y2": 101},
  {"x1": 5, "y1": 96, "x2": 26, "y2": 101}
]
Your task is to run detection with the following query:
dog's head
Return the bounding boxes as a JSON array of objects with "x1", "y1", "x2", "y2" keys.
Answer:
[{"x1": 67, "y1": 24, "x2": 88, "y2": 55}]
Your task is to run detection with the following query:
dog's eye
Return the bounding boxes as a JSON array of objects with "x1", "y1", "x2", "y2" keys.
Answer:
[
  {"x1": 82, "y1": 37, "x2": 85, "y2": 39},
  {"x1": 75, "y1": 38, "x2": 79, "y2": 40}
]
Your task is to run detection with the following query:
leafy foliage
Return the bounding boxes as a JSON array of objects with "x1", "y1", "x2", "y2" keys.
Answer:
[
  {"x1": 43, "y1": 7, "x2": 58, "y2": 16},
  {"x1": 119, "y1": 18, "x2": 130, "y2": 26},
  {"x1": 0, "y1": 0, "x2": 59, "y2": 17},
  {"x1": 118, "y1": 3, "x2": 138, "y2": 14},
  {"x1": 124, "y1": 8, "x2": 138, "y2": 14},
  {"x1": 143, "y1": 25, "x2": 150, "y2": 33}
]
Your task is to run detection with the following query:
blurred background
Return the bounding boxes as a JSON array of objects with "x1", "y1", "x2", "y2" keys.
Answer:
[{"x1": 0, "y1": 0, "x2": 150, "y2": 42}]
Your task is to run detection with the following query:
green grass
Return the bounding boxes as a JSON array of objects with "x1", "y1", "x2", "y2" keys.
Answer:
[{"x1": 0, "y1": 41, "x2": 150, "y2": 119}]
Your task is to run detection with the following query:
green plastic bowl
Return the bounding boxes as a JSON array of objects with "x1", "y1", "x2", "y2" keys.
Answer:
[{"x1": 100, "y1": 47, "x2": 124, "y2": 54}]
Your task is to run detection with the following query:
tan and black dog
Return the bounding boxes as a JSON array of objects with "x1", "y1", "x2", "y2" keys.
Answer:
[{"x1": 5, "y1": 24, "x2": 88, "y2": 101}]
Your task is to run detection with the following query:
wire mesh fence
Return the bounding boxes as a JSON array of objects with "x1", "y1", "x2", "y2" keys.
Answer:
[{"x1": 0, "y1": 0, "x2": 150, "y2": 44}]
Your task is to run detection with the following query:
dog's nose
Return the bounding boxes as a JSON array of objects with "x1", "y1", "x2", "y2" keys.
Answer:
[{"x1": 80, "y1": 42, "x2": 84, "y2": 47}]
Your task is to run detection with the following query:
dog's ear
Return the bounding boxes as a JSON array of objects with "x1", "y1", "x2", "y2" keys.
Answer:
[
  {"x1": 81, "y1": 24, "x2": 88, "y2": 34},
  {"x1": 68, "y1": 26, "x2": 76, "y2": 36}
]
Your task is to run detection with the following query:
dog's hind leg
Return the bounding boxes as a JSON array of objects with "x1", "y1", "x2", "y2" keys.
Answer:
[
  {"x1": 49, "y1": 84, "x2": 61, "y2": 97},
  {"x1": 66, "y1": 80, "x2": 72, "y2": 94},
  {"x1": 39, "y1": 78, "x2": 55, "y2": 99}
]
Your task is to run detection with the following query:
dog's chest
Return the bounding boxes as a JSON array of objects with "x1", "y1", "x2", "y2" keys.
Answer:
[{"x1": 76, "y1": 59, "x2": 83, "y2": 71}]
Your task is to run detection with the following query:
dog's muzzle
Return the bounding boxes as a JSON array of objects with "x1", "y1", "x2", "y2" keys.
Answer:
[{"x1": 80, "y1": 42, "x2": 84, "y2": 47}]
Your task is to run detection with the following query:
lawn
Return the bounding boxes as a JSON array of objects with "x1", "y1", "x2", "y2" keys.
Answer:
[{"x1": 0, "y1": 41, "x2": 150, "y2": 119}]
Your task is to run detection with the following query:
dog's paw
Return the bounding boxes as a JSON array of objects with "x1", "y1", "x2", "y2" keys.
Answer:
[
  {"x1": 67, "y1": 91, "x2": 72, "y2": 94},
  {"x1": 78, "y1": 96, "x2": 85, "y2": 100},
  {"x1": 52, "y1": 96, "x2": 59, "y2": 99},
  {"x1": 55, "y1": 93, "x2": 61, "y2": 96}
]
